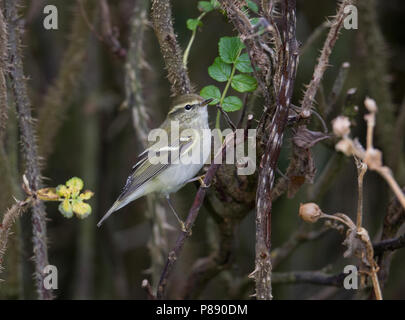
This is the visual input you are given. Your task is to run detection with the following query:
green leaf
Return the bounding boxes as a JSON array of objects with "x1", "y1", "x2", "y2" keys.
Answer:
[
  {"x1": 198, "y1": 1, "x2": 214, "y2": 12},
  {"x1": 211, "y1": 0, "x2": 220, "y2": 9},
  {"x1": 231, "y1": 74, "x2": 258, "y2": 92},
  {"x1": 219, "y1": 37, "x2": 244, "y2": 64},
  {"x1": 246, "y1": 0, "x2": 259, "y2": 13},
  {"x1": 200, "y1": 85, "x2": 221, "y2": 105},
  {"x1": 208, "y1": 57, "x2": 231, "y2": 82},
  {"x1": 58, "y1": 199, "x2": 73, "y2": 218},
  {"x1": 56, "y1": 184, "x2": 70, "y2": 198},
  {"x1": 72, "y1": 200, "x2": 92, "y2": 219},
  {"x1": 235, "y1": 53, "x2": 253, "y2": 73},
  {"x1": 187, "y1": 18, "x2": 202, "y2": 31},
  {"x1": 79, "y1": 190, "x2": 94, "y2": 200},
  {"x1": 222, "y1": 96, "x2": 243, "y2": 112},
  {"x1": 66, "y1": 177, "x2": 84, "y2": 197}
]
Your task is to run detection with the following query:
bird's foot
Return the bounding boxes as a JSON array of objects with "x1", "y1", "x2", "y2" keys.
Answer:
[{"x1": 198, "y1": 175, "x2": 210, "y2": 189}]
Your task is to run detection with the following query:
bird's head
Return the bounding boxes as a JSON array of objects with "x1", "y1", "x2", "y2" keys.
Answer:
[{"x1": 167, "y1": 94, "x2": 212, "y2": 125}]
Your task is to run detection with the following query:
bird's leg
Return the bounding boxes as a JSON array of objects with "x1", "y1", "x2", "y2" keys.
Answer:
[
  {"x1": 185, "y1": 175, "x2": 210, "y2": 188},
  {"x1": 166, "y1": 195, "x2": 187, "y2": 232}
]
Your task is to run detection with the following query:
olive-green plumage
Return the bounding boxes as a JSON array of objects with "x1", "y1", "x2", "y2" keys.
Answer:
[{"x1": 97, "y1": 94, "x2": 212, "y2": 227}]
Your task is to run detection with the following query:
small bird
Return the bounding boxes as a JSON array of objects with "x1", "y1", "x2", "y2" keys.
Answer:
[{"x1": 97, "y1": 94, "x2": 213, "y2": 229}]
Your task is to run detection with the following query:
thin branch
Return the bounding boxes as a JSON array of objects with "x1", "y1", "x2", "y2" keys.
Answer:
[
  {"x1": 4, "y1": 0, "x2": 53, "y2": 299},
  {"x1": 180, "y1": 217, "x2": 235, "y2": 299},
  {"x1": 272, "y1": 225, "x2": 329, "y2": 269},
  {"x1": 156, "y1": 135, "x2": 231, "y2": 299},
  {"x1": 99, "y1": 0, "x2": 126, "y2": 58},
  {"x1": 220, "y1": 0, "x2": 299, "y2": 300},
  {"x1": 254, "y1": 0, "x2": 298, "y2": 300},
  {"x1": 272, "y1": 270, "x2": 345, "y2": 287},
  {"x1": 375, "y1": 188, "x2": 405, "y2": 288},
  {"x1": 151, "y1": 0, "x2": 191, "y2": 96},
  {"x1": 373, "y1": 234, "x2": 405, "y2": 255},
  {"x1": 326, "y1": 62, "x2": 350, "y2": 116},
  {"x1": 0, "y1": 198, "x2": 30, "y2": 272},
  {"x1": 300, "y1": 0, "x2": 352, "y2": 117},
  {"x1": 355, "y1": 159, "x2": 367, "y2": 230}
]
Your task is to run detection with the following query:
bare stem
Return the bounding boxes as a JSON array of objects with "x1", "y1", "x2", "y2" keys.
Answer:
[
  {"x1": 356, "y1": 159, "x2": 367, "y2": 230},
  {"x1": 183, "y1": 12, "x2": 206, "y2": 68}
]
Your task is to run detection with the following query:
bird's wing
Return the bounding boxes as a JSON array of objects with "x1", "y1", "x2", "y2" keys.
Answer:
[
  {"x1": 97, "y1": 133, "x2": 198, "y2": 227},
  {"x1": 119, "y1": 134, "x2": 195, "y2": 200}
]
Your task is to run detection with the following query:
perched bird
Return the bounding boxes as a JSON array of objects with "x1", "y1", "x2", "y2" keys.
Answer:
[{"x1": 97, "y1": 94, "x2": 213, "y2": 229}]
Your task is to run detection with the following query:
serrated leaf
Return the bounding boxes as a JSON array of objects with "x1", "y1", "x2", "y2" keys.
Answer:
[
  {"x1": 235, "y1": 53, "x2": 253, "y2": 73},
  {"x1": 66, "y1": 177, "x2": 84, "y2": 199},
  {"x1": 66, "y1": 177, "x2": 83, "y2": 190},
  {"x1": 198, "y1": 1, "x2": 214, "y2": 12},
  {"x1": 56, "y1": 184, "x2": 70, "y2": 198},
  {"x1": 187, "y1": 18, "x2": 202, "y2": 31},
  {"x1": 79, "y1": 190, "x2": 94, "y2": 200},
  {"x1": 222, "y1": 96, "x2": 243, "y2": 112},
  {"x1": 246, "y1": 0, "x2": 259, "y2": 13},
  {"x1": 72, "y1": 200, "x2": 92, "y2": 218},
  {"x1": 219, "y1": 37, "x2": 244, "y2": 64},
  {"x1": 231, "y1": 74, "x2": 258, "y2": 92},
  {"x1": 200, "y1": 85, "x2": 221, "y2": 105},
  {"x1": 208, "y1": 57, "x2": 231, "y2": 82},
  {"x1": 59, "y1": 199, "x2": 73, "y2": 218}
]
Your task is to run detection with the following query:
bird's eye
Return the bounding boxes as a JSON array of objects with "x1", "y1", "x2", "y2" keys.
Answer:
[{"x1": 184, "y1": 104, "x2": 192, "y2": 111}]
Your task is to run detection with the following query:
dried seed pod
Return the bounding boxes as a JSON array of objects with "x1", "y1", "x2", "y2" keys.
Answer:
[
  {"x1": 364, "y1": 97, "x2": 378, "y2": 113},
  {"x1": 299, "y1": 203, "x2": 322, "y2": 223},
  {"x1": 332, "y1": 116, "x2": 351, "y2": 137}
]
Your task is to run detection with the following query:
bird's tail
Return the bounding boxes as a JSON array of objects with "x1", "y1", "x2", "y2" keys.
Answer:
[{"x1": 97, "y1": 200, "x2": 123, "y2": 227}]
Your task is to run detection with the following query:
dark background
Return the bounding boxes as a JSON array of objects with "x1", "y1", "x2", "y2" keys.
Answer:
[{"x1": 1, "y1": 0, "x2": 405, "y2": 299}]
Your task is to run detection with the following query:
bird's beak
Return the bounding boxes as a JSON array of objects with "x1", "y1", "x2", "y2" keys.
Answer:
[{"x1": 201, "y1": 98, "x2": 213, "y2": 106}]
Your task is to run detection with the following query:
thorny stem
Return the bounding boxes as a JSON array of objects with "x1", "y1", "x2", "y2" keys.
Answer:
[
  {"x1": 4, "y1": 0, "x2": 53, "y2": 299},
  {"x1": 183, "y1": 12, "x2": 206, "y2": 68},
  {"x1": 300, "y1": 0, "x2": 352, "y2": 116},
  {"x1": 0, "y1": 198, "x2": 31, "y2": 271},
  {"x1": 151, "y1": 0, "x2": 192, "y2": 95}
]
